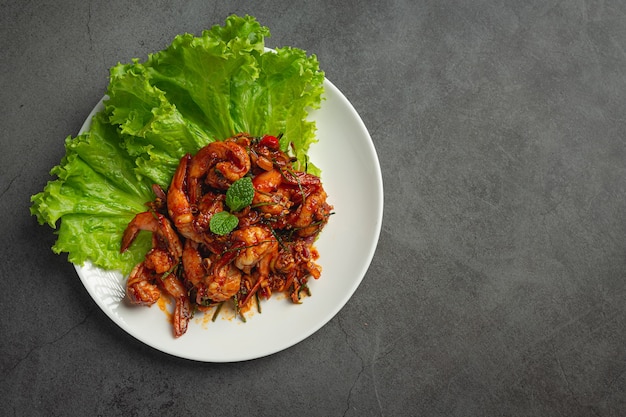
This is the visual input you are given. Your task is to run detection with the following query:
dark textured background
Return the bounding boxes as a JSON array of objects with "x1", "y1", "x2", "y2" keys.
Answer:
[{"x1": 3, "y1": 1, "x2": 626, "y2": 415}]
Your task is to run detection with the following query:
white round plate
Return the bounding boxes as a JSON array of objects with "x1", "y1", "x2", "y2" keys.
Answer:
[{"x1": 74, "y1": 78, "x2": 383, "y2": 362}]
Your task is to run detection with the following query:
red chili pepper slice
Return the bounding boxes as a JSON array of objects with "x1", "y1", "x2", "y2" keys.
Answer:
[{"x1": 260, "y1": 135, "x2": 279, "y2": 149}]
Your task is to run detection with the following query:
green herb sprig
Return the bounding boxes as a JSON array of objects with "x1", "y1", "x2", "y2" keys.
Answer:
[{"x1": 209, "y1": 177, "x2": 255, "y2": 235}]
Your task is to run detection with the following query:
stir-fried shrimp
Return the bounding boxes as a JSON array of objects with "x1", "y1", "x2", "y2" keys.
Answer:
[
  {"x1": 126, "y1": 263, "x2": 161, "y2": 306},
  {"x1": 160, "y1": 273, "x2": 192, "y2": 337},
  {"x1": 183, "y1": 241, "x2": 242, "y2": 304},
  {"x1": 121, "y1": 211, "x2": 182, "y2": 259},
  {"x1": 252, "y1": 170, "x2": 292, "y2": 216},
  {"x1": 120, "y1": 205, "x2": 191, "y2": 337},
  {"x1": 167, "y1": 154, "x2": 199, "y2": 241},
  {"x1": 182, "y1": 240, "x2": 207, "y2": 288},
  {"x1": 205, "y1": 261, "x2": 242, "y2": 303},
  {"x1": 289, "y1": 188, "x2": 332, "y2": 237},
  {"x1": 188, "y1": 139, "x2": 251, "y2": 201},
  {"x1": 231, "y1": 225, "x2": 279, "y2": 271},
  {"x1": 143, "y1": 248, "x2": 177, "y2": 274},
  {"x1": 122, "y1": 133, "x2": 333, "y2": 337}
]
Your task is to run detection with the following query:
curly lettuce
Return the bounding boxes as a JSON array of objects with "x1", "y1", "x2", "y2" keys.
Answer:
[{"x1": 30, "y1": 14, "x2": 325, "y2": 274}]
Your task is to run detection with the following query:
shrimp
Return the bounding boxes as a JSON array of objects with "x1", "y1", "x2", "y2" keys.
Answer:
[
  {"x1": 224, "y1": 225, "x2": 280, "y2": 308},
  {"x1": 126, "y1": 262, "x2": 161, "y2": 306},
  {"x1": 188, "y1": 140, "x2": 251, "y2": 201},
  {"x1": 127, "y1": 250, "x2": 191, "y2": 336},
  {"x1": 238, "y1": 252, "x2": 276, "y2": 308},
  {"x1": 231, "y1": 225, "x2": 279, "y2": 271},
  {"x1": 159, "y1": 273, "x2": 192, "y2": 338},
  {"x1": 289, "y1": 187, "x2": 333, "y2": 237},
  {"x1": 142, "y1": 250, "x2": 176, "y2": 278},
  {"x1": 126, "y1": 259, "x2": 191, "y2": 337},
  {"x1": 183, "y1": 240, "x2": 241, "y2": 304},
  {"x1": 121, "y1": 211, "x2": 182, "y2": 260},
  {"x1": 182, "y1": 240, "x2": 208, "y2": 288},
  {"x1": 251, "y1": 169, "x2": 292, "y2": 216},
  {"x1": 121, "y1": 207, "x2": 191, "y2": 336},
  {"x1": 167, "y1": 153, "x2": 202, "y2": 242},
  {"x1": 205, "y1": 260, "x2": 242, "y2": 303}
]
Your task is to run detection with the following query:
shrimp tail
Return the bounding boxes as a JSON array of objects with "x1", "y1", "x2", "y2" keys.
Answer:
[
  {"x1": 120, "y1": 228, "x2": 140, "y2": 253},
  {"x1": 120, "y1": 211, "x2": 156, "y2": 253},
  {"x1": 173, "y1": 297, "x2": 192, "y2": 338}
]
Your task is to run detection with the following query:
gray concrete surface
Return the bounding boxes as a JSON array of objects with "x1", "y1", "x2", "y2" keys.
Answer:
[{"x1": 3, "y1": 0, "x2": 626, "y2": 415}]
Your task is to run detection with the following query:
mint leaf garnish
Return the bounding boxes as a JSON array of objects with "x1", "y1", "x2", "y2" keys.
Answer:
[
  {"x1": 210, "y1": 177, "x2": 255, "y2": 235},
  {"x1": 226, "y1": 177, "x2": 254, "y2": 212},
  {"x1": 209, "y1": 211, "x2": 239, "y2": 235}
]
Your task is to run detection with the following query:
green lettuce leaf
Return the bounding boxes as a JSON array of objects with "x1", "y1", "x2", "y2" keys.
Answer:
[
  {"x1": 30, "y1": 14, "x2": 325, "y2": 274},
  {"x1": 106, "y1": 62, "x2": 214, "y2": 188},
  {"x1": 31, "y1": 112, "x2": 155, "y2": 274},
  {"x1": 55, "y1": 214, "x2": 152, "y2": 273}
]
